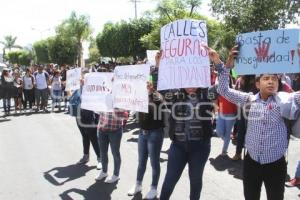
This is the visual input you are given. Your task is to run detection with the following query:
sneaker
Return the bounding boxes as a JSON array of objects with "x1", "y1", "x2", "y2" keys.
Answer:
[
  {"x1": 105, "y1": 175, "x2": 120, "y2": 183},
  {"x1": 95, "y1": 171, "x2": 108, "y2": 181},
  {"x1": 144, "y1": 188, "x2": 158, "y2": 199},
  {"x1": 77, "y1": 154, "x2": 89, "y2": 164},
  {"x1": 128, "y1": 184, "x2": 142, "y2": 196},
  {"x1": 97, "y1": 162, "x2": 102, "y2": 170},
  {"x1": 285, "y1": 178, "x2": 300, "y2": 187}
]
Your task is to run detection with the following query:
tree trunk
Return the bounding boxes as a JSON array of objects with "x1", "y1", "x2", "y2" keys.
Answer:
[{"x1": 77, "y1": 42, "x2": 83, "y2": 67}]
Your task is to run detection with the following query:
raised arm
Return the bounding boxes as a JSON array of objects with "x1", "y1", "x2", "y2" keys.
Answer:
[{"x1": 204, "y1": 45, "x2": 251, "y2": 107}]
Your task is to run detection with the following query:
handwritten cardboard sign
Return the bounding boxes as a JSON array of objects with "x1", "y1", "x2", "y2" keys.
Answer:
[
  {"x1": 158, "y1": 19, "x2": 210, "y2": 90},
  {"x1": 80, "y1": 72, "x2": 114, "y2": 112},
  {"x1": 65, "y1": 68, "x2": 81, "y2": 91},
  {"x1": 235, "y1": 29, "x2": 300, "y2": 75},
  {"x1": 113, "y1": 64, "x2": 150, "y2": 113},
  {"x1": 147, "y1": 50, "x2": 159, "y2": 66}
]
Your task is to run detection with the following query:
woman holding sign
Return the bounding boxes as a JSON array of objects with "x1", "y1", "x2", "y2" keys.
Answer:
[
  {"x1": 155, "y1": 51, "x2": 214, "y2": 200},
  {"x1": 206, "y1": 44, "x2": 300, "y2": 200},
  {"x1": 128, "y1": 75, "x2": 165, "y2": 199}
]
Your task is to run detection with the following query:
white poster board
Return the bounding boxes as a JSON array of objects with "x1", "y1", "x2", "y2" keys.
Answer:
[
  {"x1": 113, "y1": 64, "x2": 150, "y2": 113},
  {"x1": 147, "y1": 50, "x2": 159, "y2": 66},
  {"x1": 80, "y1": 72, "x2": 114, "y2": 112},
  {"x1": 158, "y1": 19, "x2": 210, "y2": 90},
  {"x1": 235, "y1": 29, "x2": 300, "y2": 75},
  {"x1": 65, "y1": 68, "x2": 81, "y2": 91}
]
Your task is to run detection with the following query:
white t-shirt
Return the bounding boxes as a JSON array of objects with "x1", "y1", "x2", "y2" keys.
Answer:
[
  {"x1": 51, "y1": 76, "x2": 62, "y2": 91},
  {"x1": 23, "y1": 75, "x2": 34, "y2": 90},
  {"x1": 35, "y1": 72, "x2": 48, "y2": 90}
]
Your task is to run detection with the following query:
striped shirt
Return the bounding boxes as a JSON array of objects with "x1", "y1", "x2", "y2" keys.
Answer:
[
  {"x1": 97, "y1": 109, "x2": 128, "y2": 132},
  {"x1": 216, "y1": 63, "x2": 300, "y2": 164}
]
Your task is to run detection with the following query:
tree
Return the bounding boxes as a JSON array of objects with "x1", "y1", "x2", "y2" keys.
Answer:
[
  {"x1": 48, "y1": 36, "x2": 77, "y2": 65},
  {"x1": 33, "y1": 39, "x2": 50, "y2": 64},
  {"x1": 140, "y1": 0, "x2": 228, "y2": 53},
  {"x1": 211, "y1": 0, "x2": 300, "y2": 33},
  {"x1": 96, "y1": 23, "x2": 119, "y2": 61},
  {"x1": 6, "y1": 50, "x2": 32, "y2": 66},
  {"x1": 0, "y1": 35, "x2": 22, "y2": 62},
  {"x1": 96, "y1": 19, "x2": 153, "y2": 61},
  {"x1": 56, "y1": 11, "x2": 92, "y2": 67},
  {"x1": 88, "y1": 38, "x2": 101, "y2": 64}
]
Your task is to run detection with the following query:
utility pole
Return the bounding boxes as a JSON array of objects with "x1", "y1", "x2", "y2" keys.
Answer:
[{"x1": 130, "y1": 0, "x2": 142, "y2": 19}]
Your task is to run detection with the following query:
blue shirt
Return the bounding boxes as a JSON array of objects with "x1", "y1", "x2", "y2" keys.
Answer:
[{"x1": 216, "y1": 64, "x2": 300, "y2": 164}]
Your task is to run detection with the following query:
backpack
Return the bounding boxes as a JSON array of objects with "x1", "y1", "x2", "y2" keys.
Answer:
[{"x1": 68, "y1": 89, "x2": 81, "y2": 117}]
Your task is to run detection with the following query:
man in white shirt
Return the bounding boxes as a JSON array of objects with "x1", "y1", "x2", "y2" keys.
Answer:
[{"x1": 34, "y1": 65, "x2": 50, "y2": 112}]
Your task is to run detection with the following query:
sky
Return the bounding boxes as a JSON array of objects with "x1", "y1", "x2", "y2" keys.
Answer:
[{"x1": 0, "y1": 0, "x2": 212, "y2": 54}]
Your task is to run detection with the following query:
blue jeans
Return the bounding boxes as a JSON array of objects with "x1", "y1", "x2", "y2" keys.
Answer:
[
  {"x1": 296, "y1": 161, "x2": 300, "y2": 178},
  {"x1": 136, "y1": 128, "x2": 164, "y2": 188},
  {"x1": 216, "y1": 114, "x2": 236, "y2": 153},
  {"x1": 98, "y1": 128, "x2": 122, "y2": 176},
  {"x1": 51, "y1": 90, "x2": 62, "y2": 104},
  {"x1": 3, "y1": 98, "x2": 11, "y2": 113},
  {"x1": 160, "y1": 139, "x2": 211, "y2": 200}
]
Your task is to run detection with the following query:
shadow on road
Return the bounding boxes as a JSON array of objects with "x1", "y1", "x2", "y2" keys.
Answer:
[
  {"x1": 59, "y1": 180, "x2": 118, "y2": 200},
  {"x1": 209, "y1": 155, "x2": 243, "y2": 180},
  {"x1": 0, "y1": 118, "x2": 11, "y2": 122},
  {"x1": 44, "y1": 164, "x2": 96, "y2": 186}
]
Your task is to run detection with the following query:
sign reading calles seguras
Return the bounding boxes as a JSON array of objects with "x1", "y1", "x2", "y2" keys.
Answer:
[{"x1": 158, "y1": 19, "x2": 210, "y2": 90}]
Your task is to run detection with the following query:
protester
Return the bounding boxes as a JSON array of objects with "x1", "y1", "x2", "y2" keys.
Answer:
[
  {"x1": 95, "y1": 109, "x2": 128, "y2": 183},
  {"x1": 155, "y1": 50, "x2": 213, "y2": 200},
  {"x1": 34, "y1": 65, "x2": 50, "y2": 112},
  {"x1": 216, "y1": 75, "x2": 237, "y2": 156},
  {"x1": 207, "y1": 45, "x2": 300, "y2": 200},
  {"x1": 50, "y1": 70, "x2": 62, "y2": 111},
  {"x1": 13, "y1": 70, "x2": 23, "y2": 114},
  {"x1": 128, "y1": 76, "x2": 165, "y2": 199},
  {"x1": 23, "y1": 68, "x2": 35, "y2": 112},
  {"x1": 1, "y1": 68, "x2": 14, "y2": 116},
  {"x1": 72, "y1": 69, "x2": 102, "y2": 170}
]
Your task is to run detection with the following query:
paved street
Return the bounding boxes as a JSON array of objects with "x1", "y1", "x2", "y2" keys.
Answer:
[{"x1": 0, "y1": 108, "x2": 299, "y2": 200}]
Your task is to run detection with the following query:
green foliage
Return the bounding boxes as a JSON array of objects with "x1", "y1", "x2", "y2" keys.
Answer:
[
  {"x1": 88, "y1": 38, "x2": 101, "y2": 64},
  {"x1": 140, "y1": 0, "x2": 228, "y2": 54},
  {"x1": 211, "y1": 0, "x2": 300, "y2": 33},
  {"x1": 0, "y1": 35, "x2": 22, "y2": 62},
  {"x1": 96, "y1": 18, "x2": 153, "y2": 60},
  {"x1": 33, "y1": 39, "x2": 50, "y2": 64},
  {"x1": 47, "y1": 36, "x2": 77, "y2": 65},
  {"x1": 56, "y1": 11, "x2": 92, "y2": 66},
  {"x1": 7, "y1": 50, "x2": 32, "y2": 66}
]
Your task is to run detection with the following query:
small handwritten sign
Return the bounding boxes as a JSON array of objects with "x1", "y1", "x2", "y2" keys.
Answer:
[
  {"x1": 158, "y1": 19, "x2": 210, "y2": 90},
  {"x1": 235, "y1": 29, "x2": 300, "y2": 75},
  {"x1": 65, "y1": 68, "x2": 81, "y2": 91},
  {"x1": 113, "y1": 64, "x2": 150, "y2": 113},
  {"x1": 147, "y1": 50, "x2": 159, "y2": 66},
  {"x1": 80, "y1": 72, "x2": 114, "y2": 112}
]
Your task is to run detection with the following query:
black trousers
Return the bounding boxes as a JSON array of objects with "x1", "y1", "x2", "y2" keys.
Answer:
[
  {"x1": 76, "y1": 109, "x2": 100, "y2": 158},
  {"x1": 23, "y1": 89, "x2": 34, "y2": 109},
  {"x1": 243, "y1": 154, "x2": 287, "y2": 200}
]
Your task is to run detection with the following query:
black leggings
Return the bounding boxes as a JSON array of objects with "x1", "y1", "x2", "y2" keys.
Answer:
[{"x1": 76, "y1": 109, "x2": 100, "y2": 158}]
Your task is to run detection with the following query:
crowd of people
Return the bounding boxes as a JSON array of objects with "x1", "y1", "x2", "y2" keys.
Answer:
[{"x1": 1, "y1": 45, "x2": 300, "y2": 200}]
